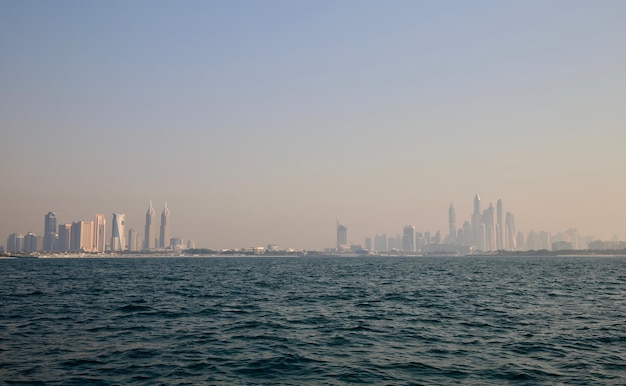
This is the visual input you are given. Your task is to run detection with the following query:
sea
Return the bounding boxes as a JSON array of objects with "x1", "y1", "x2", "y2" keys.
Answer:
[{"x1": 0, "y1": 255, "x2": 625, "y2": 385}]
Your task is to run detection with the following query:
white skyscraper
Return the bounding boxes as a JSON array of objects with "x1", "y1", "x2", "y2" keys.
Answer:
[
  {"x1": 94, "y1": 214, "x2": 106, "y2": 253},
  {"x1": 111, "y1": 213, "x2": 125, "y2": 252}
]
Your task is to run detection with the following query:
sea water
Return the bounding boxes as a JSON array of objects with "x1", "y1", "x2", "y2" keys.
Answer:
[{"x1": 1, "y1": 255, "x2": 625, "y2": 385}]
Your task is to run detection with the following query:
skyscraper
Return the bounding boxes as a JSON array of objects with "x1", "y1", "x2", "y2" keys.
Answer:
[
  {"x1": 111, "y1": 213, "x2": 126, "y2": 252},
  {"x1": 6, "y1": 233, "x2": 24, "y2": 253},
  {"x1": 471, "y1": 194, "x2": 484, "y2": 250},
  {"x1": 374, "y1": 234, "x2": 387, "y2": 252},
  {"x1": 448, "y1": 203, "x2": 456, "y2": 245},
  {"x1": 57, "y1": 224, "x2": 71, "y2": 252},
  {"x1": 23, "y1": 232, "x2": 38, "y2": 253},
  {"x1": 128, "y1": 229, "x2": 140, "y2": 252},
  {"x1": 505, "y1": 212, "x2": 516, "y2": 250},
  {"x1": 70, "y1": 221, "x2": 94, "y2": 252},
  {"x1": 94, "y1": 214, "x2": 106, "y2": 253},
  {"x1": 159, "y1": 202, "x2": 171, "y2": 249},
  {"x1": 402, "y1": 225, "x2": 415, "y2": 252},
  {"x1": 43, "y1": 212, "x2": 57, "y2": 252},
  {"x1": 496, "y1": 199, "x2": 503, "y2": 250},
  {"x1": 483, "y1": 203, "x2": 496, "y2": 252},
  {"x1": 336, "y1": 221, "x2": 347, "y2": 250},
  {"x1": 144, "y1": 201, "x2": 156, "y2": 250}
]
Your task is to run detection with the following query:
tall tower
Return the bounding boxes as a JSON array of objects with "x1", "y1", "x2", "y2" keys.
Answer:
[
  {"x1": 144, "y1": 201, "x2": 156, "y2": 250},
  {"x1": 471, "y1": 194, "x2": 484, "y2": 250},
  {"x1": 505, "y1": 212, "x2": 516, "y2": 250},
  {"x1": 57, "y1": 224, "x2": 71, "y2": 252},
  {"x1": 70, "y1": 221, "x2": 94, "y2": 252},
  {"x1": 94, "y1": 214, "x2": 106, "y2": 253},
  {"x1": 448, "y1": 203, "x2": 456, "y2": 245},
  {"x1": 111, "y1": 213, "x2": 126, "y2": 252},
  {"x1": 496, "y1": 199, "x2": 503, "y2": 250},
  {"x1": 483, "y1": 203, "x2": 496, "y2": 252},
  {"x1": 160, "y1": 202, "x2": 171, "y2": 248},
  {"x1": 402, "y1": 225, "x2": 415, "y2": 252},
  {"x1": 336, "y1": 221, "x2": 347, "y2": 250},
  {"x1": 43, "y1": 212, "x2": 57, "y2": 252}
]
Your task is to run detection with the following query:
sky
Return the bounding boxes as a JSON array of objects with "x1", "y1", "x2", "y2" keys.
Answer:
[{"x1": 1, "y1": 1, "x2": 625, "y2": 250}]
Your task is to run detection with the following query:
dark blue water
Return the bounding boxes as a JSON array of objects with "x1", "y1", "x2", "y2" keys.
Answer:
[{"x1": 1, "y1": 256, "x2": 625, "y2": 385}]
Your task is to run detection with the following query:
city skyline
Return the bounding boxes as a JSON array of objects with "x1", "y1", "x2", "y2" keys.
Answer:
[
  {"x1": 3, "y1": 193, "x2": 624, "y2": 253},
  {"x1": 1, "y1": 2, "x2": 625, "y2": 249}
]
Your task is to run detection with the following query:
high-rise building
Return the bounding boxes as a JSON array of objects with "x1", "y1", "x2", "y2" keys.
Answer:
[
  {"x1": 57, "y1": 224, "x2": 71, "y2": 252},
  {"x1": 496, "y1": 199, "x2": 503, "y2": 250},
  {"x1": 70, "y1": 221, "x2": 94, "y2": 252},
  {"x1": 505, "y1": 212, "x2": 516, "y2": 251},
  {"x1": 364, "y1": 237, "x2": 372, "y2": 251},
  {"x1": 402, "y1": 225, "x2": 415, "y2": 252},
  {"x1": 483, "y1": 203, "x2": 496, "y2": 252},
  {"x1": 111, "y1": 213, "x2": 126, "y2": 252},
  {"x1": 160, "y1": 202, "x2": 171, "y2": 249},
  {"x1": 448, "y1": 203, "x2": 456, "y2": 245},
  {"x1": 471, "y1": 194, "x2": 484, "y2": 250},
  {"x1": 94, "y1": 214, "x2": 106, "y2": 253},
  {"x1": 7, "y1": 233, "x2": 24, "y2": 253},
  {"x1": 374, "y1": 234, "x2": 387, "y2": 252},
  {"x1": 43, "y1": 212, "x2": 57, "y2": 252},
  {"x1": 516, "y1": 231, "x2": 526, "y2": 251},
  {"x1": 23, "y1": 232, "x2": 39, "y2": 253},
  {"x1": 144, "y1": 201, "x2": 156, "y2": 251},
  {"x1": 336, "y1": 221, "x2": 347, "y2": 250},
  {"x1": 462, "y1": 221, "x2": 472, "y2": 246},
  {"x1": 128, "y1": 229, "x2": 140, "y2": 252}
]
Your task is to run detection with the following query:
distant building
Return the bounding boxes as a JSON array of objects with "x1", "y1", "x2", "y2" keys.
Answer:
[
  {"x1": 111, "y1": 213, "x2": 125, "y2": 252},
  {"x1": 402, "y1": 225, "x2": 415, "y2": 252},
  {"x1": 336, "y1": 221, "x2": 347, "y2": 250},
  {"x1": 364, "y1": 237, "x2": 372, "y2": 251},
  {"x1": 552, "y1": 241, "x2": 573, "y2": 251},
  {"x1": 496, "y1": 199, "x2": 504, "y2": 250},
  {"x1": 462, "y1": 221, "x2": 472, "y2": 247},
  {"x1": 57, "y1": 224, "x2": 71, "y2": 252},
  {"x1": 24, "y1": 232, "x2": 39, "y2": 253},
  {"x1": 43, "y1": 212, "x2": 57, "y2": 252},
  {"x1": 187, "y1": 240, "x2": 195, "y2": 249},
  {"x1": 505, "y1": 212, "x2": 517, "y2": 251},
  {"x1": 170, "y1": 237, "x2": 184, "y2": 250},
  {"x1": 7, "y1": 233, "x2": 24, "y2": 253},
  {"x1": 144, "y1": 201, "x2": 156, "y2": 250},
  {"x1": 448, "y1": 203, "x2": 456, "y2": 245},
  {"x1": 160, "y1": 203, "x2": 171, "y2": 248},
  {"x1": 128, "y1": 229, "x2": 140, "y2": 252},
  {"x1": 94, "y1": 214, "x2": 107, "y2": 253},
  {"x1": 482, "y1": 203, "x2": 496, "y2": 252},
  {"x1": 374, "y1": 234, "x2": 387, "y2": 252},
  {"x1": 71, "y1": 221, "x2": 94, "y2": 252},
  {"x1": 471, "y1": 194, "x2": 484, "y2": 250}
]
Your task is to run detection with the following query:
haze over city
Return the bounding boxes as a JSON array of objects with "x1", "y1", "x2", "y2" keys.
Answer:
[{"x1": 1, "y1": 1, "x2": 625, "y2": 250}]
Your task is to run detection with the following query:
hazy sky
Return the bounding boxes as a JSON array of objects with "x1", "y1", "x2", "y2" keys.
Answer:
[{"x1": 1, "y1": 1, "x2": 625, "y2": 249}]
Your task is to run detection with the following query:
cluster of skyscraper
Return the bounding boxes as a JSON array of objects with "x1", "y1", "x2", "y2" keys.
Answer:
[
  {"x1": 458, "y1": 194, "x2": 517, "y2": 251},
  {"x1": 4, "y1": 201, "x2": 189, "y2": 254},
  {"x1": 337, "y1": 194, "x2": 520, "y2": 254}
]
